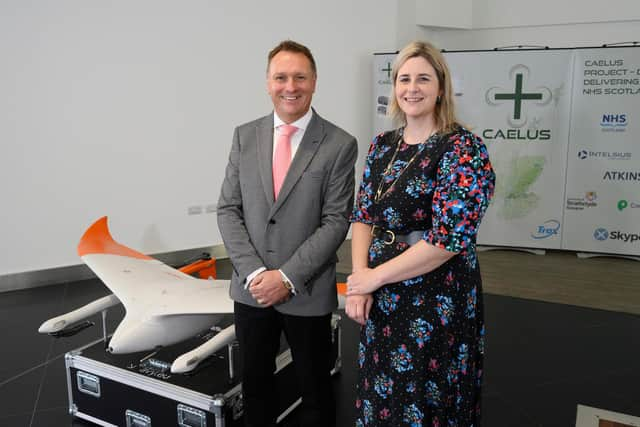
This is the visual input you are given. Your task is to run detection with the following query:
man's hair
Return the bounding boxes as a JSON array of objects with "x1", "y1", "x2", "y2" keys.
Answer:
[{"x1": 267, "y1": 40, "x2": 317, "y2": 76}]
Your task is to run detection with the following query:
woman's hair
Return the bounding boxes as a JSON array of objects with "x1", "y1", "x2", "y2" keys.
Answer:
[{"x1": 388, "y1": 41, "x2": 459, "y2": 133}]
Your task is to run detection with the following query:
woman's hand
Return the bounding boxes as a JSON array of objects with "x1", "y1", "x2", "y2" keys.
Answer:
[
  {"x1": 345, "y1": 294, "x2": 374, "y2": 325},
  {"x1": 346, "y1": 268, "x2": 383, "y2": 296}
]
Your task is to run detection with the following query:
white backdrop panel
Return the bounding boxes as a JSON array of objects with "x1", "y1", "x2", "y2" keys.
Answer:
[
  {"x1": 562, "y1": 47, "x2": 640, "y2": 256},
  {"x1": 373, "y1": 50, "x2": 573, "y2": 249},
  {"x1": 446, "y1": 50, "x2": 573, "y2": 249}
]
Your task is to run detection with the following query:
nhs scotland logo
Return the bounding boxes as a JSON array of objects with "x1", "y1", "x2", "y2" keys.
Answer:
[{"x1": 600, "y1": 113, "x2": 627, "y2": 132}]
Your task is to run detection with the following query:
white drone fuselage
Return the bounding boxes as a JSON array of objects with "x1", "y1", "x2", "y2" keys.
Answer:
[{"x1": 80, "y1": 253, "x2": 233, "y2": 354}]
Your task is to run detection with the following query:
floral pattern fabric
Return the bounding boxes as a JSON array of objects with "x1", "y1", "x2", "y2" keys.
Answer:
[{"x1": 351, "y1": 127, "x2": 495, "y2": 427}]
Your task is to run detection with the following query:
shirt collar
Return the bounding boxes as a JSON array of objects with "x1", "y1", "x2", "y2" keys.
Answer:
[{"x1": 273, "y1": 108, "x2": 313, "y2": 132}]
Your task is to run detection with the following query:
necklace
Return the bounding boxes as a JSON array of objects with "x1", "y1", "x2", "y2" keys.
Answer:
[{"x1": 373, "y1": 129, "x2": 437, "y2": 203}]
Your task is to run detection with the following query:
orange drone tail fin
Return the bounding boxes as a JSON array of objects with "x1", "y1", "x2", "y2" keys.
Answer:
[{"x1": 77, "y1": 216, "x2": 152, "y2": 260}]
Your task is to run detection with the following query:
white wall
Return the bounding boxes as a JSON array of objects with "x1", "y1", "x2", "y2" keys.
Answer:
[
  {"x1": 471, "y1": 0, "x2": 640, "y2": 28},
  {"x1": 0, "y1": 0, "x2": 398, "y2": 275},
  {"x1": 415, "y1": 0, "x2": 640, "y2": 29},
  {"x1": 410, "y1": 0, "x2": 640, "y2": 50},
  {"x1": 416, "y1": 0, "x2": 472, "y2": 29}
]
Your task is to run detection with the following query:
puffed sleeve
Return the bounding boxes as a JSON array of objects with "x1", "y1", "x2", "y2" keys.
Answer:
[
  {"x1": 425, "y1": 131, "x2": 495, "y2": 254},
  {"x1": 350, "y1": 133, "x2": 388, "y2": 224}
]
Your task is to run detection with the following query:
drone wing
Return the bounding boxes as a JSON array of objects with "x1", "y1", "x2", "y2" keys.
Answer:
[{"x1": 77, "y1": 216, "x2": 233, "y2": 316}]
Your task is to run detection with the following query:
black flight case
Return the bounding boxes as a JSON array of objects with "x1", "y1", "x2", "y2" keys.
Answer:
[{"x1": 64, "y1": 314, "x2": 342, "y2": 427}]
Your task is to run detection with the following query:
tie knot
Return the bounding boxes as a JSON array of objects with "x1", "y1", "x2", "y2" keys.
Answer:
[{"x1": 279, "y1": 124, "x2": 297, "y2": 137}]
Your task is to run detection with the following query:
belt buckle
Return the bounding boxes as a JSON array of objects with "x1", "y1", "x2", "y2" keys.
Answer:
[{"x1": 371, "y1": 225, "x2": 395, "y2": 245}]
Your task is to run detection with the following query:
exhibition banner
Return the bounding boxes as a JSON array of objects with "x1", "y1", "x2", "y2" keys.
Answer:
[
  {"x1": 373, "y1": 51, "x2": 573, "y2": 249},
  {"x1": 445, "y1": 50, "x2": 573, "y2": 249},
  {"x1": 562, "y1": 48, "x2": 640, "y2": 256},
  {"x1": 372, "y1": 47, "x2": 639, "y2": 256},
  {"x1": 372, "y1": 53, "x2": 395, "y2": 136}
]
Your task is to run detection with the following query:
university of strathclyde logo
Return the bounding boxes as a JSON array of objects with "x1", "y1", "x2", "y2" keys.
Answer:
[{"x1": 485, "y1": 65, "x2": 552, "y2": 127}]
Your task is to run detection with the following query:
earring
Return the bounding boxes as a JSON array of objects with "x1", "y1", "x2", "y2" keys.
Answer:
[{"x1": 436, "y1": 95, "x2": 442, "y2": 104}]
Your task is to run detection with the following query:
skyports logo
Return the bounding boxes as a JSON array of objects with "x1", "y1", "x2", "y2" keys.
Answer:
[
  {"x1": 600, "y1": 113, "x2": 627, "y2": 132},
  {"x1": 593, "y1": 227, "x2": 640, "y2": 243},
  {"x1": 483, "y1": 64, "x2": 552, "y2": 141},
  {"x1": 577, "y1": 149, "x2": 632, "y2": 160},
  {"x1": 593, "y1": 228, "x2": 609, "y2": 241},
  {"x1": 531, "y1": 220, "x2": 560, "y2": 239}
]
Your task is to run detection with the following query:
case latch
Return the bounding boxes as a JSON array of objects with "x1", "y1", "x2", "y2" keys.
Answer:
[
  {"x1": 177, "y1": 404, "x2": 206, "y2": 427},
  {"x1": 76, "y1": 371, "x2": 101, "y2": 398}
]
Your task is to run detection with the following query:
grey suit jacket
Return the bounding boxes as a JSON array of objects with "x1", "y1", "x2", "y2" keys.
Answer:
[{"x1": 217, "y1": 110, "x2": 357, "y2": 316}]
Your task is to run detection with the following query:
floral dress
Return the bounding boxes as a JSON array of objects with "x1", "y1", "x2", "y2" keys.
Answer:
[{"x1": 350, "y1": 126, "x2": 495, "y2": 427}]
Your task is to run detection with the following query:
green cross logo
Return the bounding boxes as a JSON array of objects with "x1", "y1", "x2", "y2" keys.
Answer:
[
  {"x1": 381, "y1": 62, "x2": 392, "y2": 79},
  {"x1": 493, "y1": 73, "x2": 543, "y2": 120},
  {"x1": 485, "y1": 65, "x2": 552, "y2": 127}
]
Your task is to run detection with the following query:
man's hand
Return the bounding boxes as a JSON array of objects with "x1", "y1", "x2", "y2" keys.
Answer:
[
  {"x1": 249, "y1": 270, "x2": 291, "y2": 307},
  {"x1": 345, "y1": 294, "x2": 373, "y2": 326}
]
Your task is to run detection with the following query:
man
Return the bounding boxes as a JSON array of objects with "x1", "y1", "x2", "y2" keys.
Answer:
[{"x1": 217, "y1": 40, "x2": 357, "y2": 427}]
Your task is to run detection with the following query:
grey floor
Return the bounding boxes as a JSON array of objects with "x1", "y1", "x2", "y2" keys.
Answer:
[{"x1": 1, "y1": 266, "x2": 639, "y2": 426}]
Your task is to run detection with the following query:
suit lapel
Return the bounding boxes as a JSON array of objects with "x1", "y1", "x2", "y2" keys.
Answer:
[
  {"x1": 256, "y1": 116, "x2": 275, "y2": 206},
  {"x1": 269, "y1": 112, "x2": 325, "y2": 218}
]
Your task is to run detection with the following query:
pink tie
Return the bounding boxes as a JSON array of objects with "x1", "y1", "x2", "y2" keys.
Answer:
[{"x1": 273, "y1": 124, "x2": 297, "y2": 199}]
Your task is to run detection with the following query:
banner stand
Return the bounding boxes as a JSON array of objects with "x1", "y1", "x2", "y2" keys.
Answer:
[
  {"x1": 576, "y1": 252, "x2": 640, "y2": 262},
  {"x1": 477, "y1": 246, "x2": 546, "y2": 256}
]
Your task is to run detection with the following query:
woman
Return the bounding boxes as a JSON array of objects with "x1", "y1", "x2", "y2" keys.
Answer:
[{"x1": 345, "y1": 41, "x2": 495, "y2": 426}]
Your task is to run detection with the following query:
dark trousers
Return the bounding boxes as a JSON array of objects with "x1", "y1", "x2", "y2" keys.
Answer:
[{"x1": 234, "y1": 302, "x2": 335, "y2": 427}]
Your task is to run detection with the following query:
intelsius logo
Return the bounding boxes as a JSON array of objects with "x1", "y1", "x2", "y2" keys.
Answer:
[
  {"x1": 578, "y1": 149, "x2": 632, "y2": 161},
  {"x1": 593, "y1": 227, "x2": 640, "y2": 243},
  {"x1": 531, "y1": 220, "x2": 560, "y2": 239},
  {"x1": 600, "y1": 113, "x2": 627, "y2": 132}
]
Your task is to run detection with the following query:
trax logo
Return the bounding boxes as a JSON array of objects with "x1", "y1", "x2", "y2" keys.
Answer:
[
  {"x1": 531, "y1": 220, "x2": 560, "y2": 239},
  {"x1": 593, "y1": 228, "x2": 640, "y2": 243}
]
